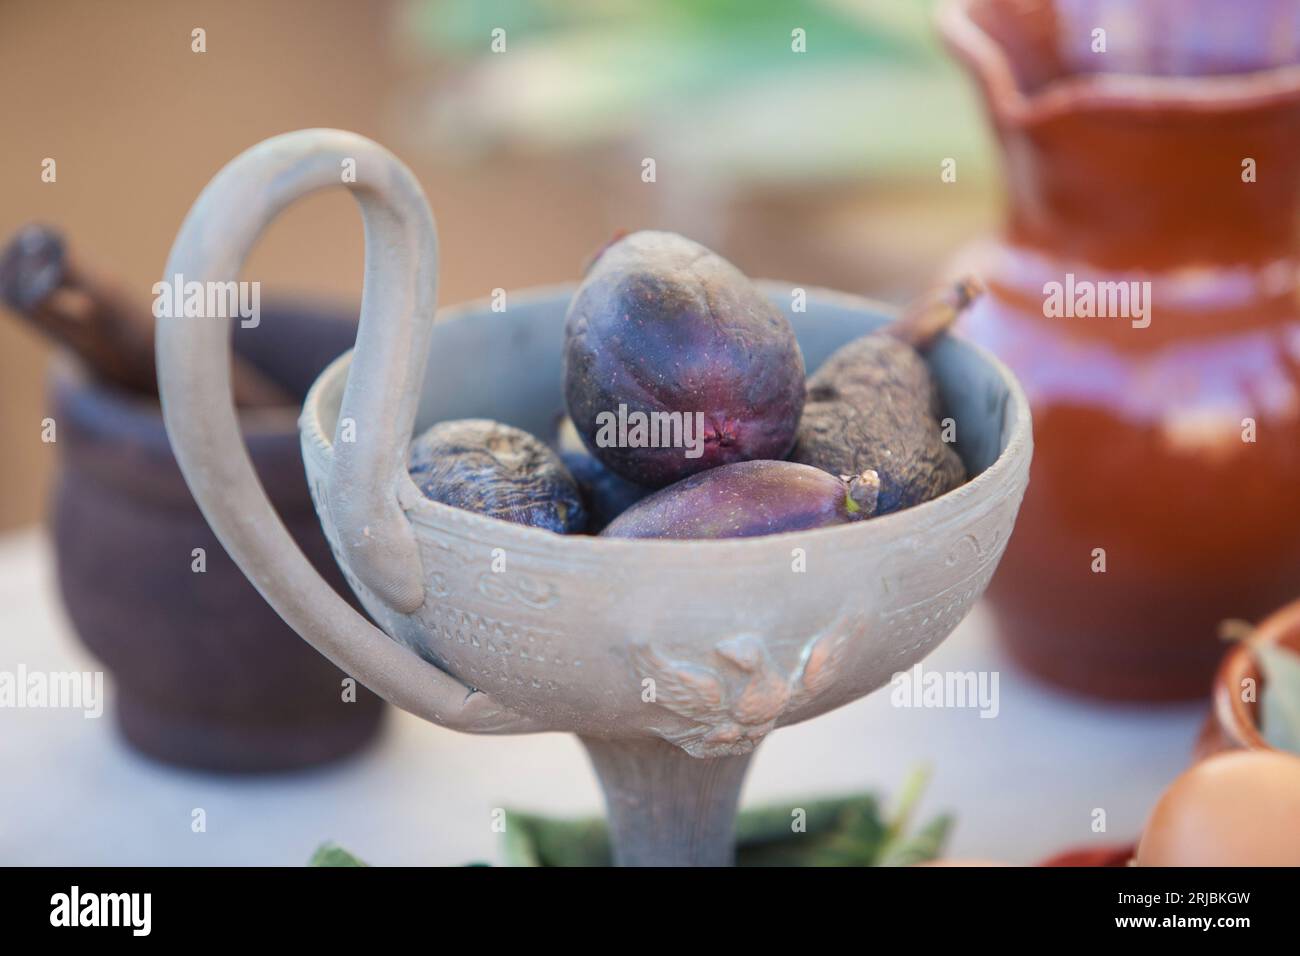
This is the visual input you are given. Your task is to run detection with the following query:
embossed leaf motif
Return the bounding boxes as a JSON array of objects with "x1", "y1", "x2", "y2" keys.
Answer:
[{"x1": 633, "y1": 620, "x2": 857, "y2": 758}]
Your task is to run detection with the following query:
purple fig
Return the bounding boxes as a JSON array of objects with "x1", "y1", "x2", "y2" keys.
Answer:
[
  {"x1": 563, "y1": 231, "x2": 805, "y2": 488},
  {"x1": 555, "y1": 415, "x2": 651, "y2": 532},
  {"x1": 409, "y1": 419, "x2": 586, "y2": 533},
  {"x1": 600, "y1": 460, "x2": 879, "y2": 540},
  {"x1": 791, "y1": 280, "x2": 978, "y2": 514}
]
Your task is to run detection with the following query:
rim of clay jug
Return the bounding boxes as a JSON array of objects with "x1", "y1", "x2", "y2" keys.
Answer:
[
  {"x1": 301, "y1": 281, "x2": 1034, "y2": 556},
  {"x1": 937, "y1": 0, "x2": 1300, "y2": 124},
  {"x1": 1211, "y1": 598, "x2": 1300, "y2": 751}
]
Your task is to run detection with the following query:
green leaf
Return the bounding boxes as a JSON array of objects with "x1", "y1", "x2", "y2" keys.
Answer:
[
  {"x1": 500, "y1": 775, "x2": 951, "y2": 866},
  {"x1": 878, "y1": 814, "x2": 954, "y2": 867},
  {"x1": 501, "y1": 812, "x2": 613, "y2": 867},
  {"x1": 1255, "y1": 642, "x2": 1300, "y2": 756},
  {"x1": 309, "y1": 842, "x2": 369, "y2": 867},
  {"x1": 736, "y1": 795, "x2": 889, "y2": 867}
]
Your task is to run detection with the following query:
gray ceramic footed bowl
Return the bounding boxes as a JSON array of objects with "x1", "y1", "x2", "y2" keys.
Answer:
[
  {"x1": 157, "y1": 129, "x2": 1031, "y2": 865},
  {"x1": 301, "y1": 285, "x2": 1028, "y2": 751}
]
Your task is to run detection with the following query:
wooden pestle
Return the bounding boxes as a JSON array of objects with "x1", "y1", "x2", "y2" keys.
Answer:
[{"x1": 0, "y1": 224, "x2": 292, "y2": 407}]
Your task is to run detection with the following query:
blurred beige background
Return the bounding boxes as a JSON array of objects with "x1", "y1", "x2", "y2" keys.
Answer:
[{"x1": 0, "y1": 0, "x2": 994, "y2": 529}]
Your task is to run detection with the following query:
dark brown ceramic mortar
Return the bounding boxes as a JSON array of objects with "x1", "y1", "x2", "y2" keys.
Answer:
[{"x1": 47, "y1": 303, "x2": 383, "y2": 773}]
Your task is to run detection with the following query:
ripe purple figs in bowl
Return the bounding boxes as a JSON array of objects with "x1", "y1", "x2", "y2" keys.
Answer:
[
  {"x1": 156, "y1": 129, "x2": 1033, "y2": 868},
  {"x1": 601, "y1": 460, "x2": 880, "y2": 540},
  {"x1": 287, "y1": 279, "x2": 1032, "y2": 758},
  {"x1": 408, "y1": 418, "x2": 586, "y2": 534},
  {"x1": 562, "y1": 231, "x2": 805, "y2": 488}
]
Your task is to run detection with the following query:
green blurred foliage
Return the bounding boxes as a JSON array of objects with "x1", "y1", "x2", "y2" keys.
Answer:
[
  {"x1": 403, "y1": 0, "x2": 993, "y2": 183},
  {"x1": 309, "y1": 842, "x2": 369, "y2": 866},
  {"x1": 308, "y1": 770, "x2": 953, "y2": 867},
  {"x1": 414, "y1": 0, "x2": 942, "y2": 67},
  {"x1": 502, "y1": 768, "x2": 952, "y2": 867}
]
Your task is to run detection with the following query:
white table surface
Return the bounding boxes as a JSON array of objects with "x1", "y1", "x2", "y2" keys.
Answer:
[{"x1": 0, "y1": 528, "x2": 1205, "y2": 866}]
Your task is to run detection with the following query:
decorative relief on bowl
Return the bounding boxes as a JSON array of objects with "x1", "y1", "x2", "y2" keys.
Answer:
[
  {"x1": 879, "y1": 520, "x2": 1009, "y2": 662},
  {"x1": 632, "y1": 614, "x2": 864, "y2": 758},
  {"x1": 415, "y1": 601, "x2": 578, "y2": 696}
]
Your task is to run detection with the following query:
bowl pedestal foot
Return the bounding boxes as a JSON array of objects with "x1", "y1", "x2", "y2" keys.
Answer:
[{"x1": 580, "y1": 735, "x2": 755, "y2": 867}]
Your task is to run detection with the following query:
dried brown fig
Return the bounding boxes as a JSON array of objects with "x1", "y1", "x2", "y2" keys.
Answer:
[{"x1": 790, "y1": 279, "x2": 980, "y2": 514}]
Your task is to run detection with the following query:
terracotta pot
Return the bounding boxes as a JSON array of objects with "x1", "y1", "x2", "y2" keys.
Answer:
[
  {"x1": 1038, "y1": 844, "x2": 1133, "y2": 867},
  {"x1": 938, "y1": 0, "x2": 1300, "y2": 700},
  {"x1": 49, "y1": 303, "x2": 384, "y2": 773},
  {"x1": 1196, "y1": 598, "x2": 1300, "y2": 757}
]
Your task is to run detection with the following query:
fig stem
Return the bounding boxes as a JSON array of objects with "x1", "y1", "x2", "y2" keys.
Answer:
[
  {"x1": 842, "y1": 469, "x2": 881, "y2": 518},
  {"x1": 887, "y1": 276, "x2": 984, "y2": 350}
]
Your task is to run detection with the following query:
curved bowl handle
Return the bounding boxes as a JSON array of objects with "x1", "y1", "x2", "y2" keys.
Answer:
[{"x1": 156, "y1": 128, "x2": 539, "y2": 734}]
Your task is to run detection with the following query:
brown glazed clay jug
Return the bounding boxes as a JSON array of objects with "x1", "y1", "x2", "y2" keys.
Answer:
[{"x1": 939, "y1": 0, "x2": 1300, "y2": 699}]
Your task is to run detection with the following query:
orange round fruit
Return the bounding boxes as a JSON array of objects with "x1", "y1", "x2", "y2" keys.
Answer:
[{"x1": 1136, "y1": 750, "x2": 1300, "y2": 866}]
